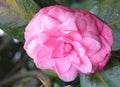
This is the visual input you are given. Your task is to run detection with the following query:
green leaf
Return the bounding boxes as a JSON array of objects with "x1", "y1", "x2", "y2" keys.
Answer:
[
  {"x1": 90, "y1": 0, "x2": 120, "y2": 51},
  {"x1": 71, "y1": 0, "x2": 99, "y2": 10},
  {"x1": 34, "y1": 0, "x2": 58, "y2": 7},
  {"x1": 59, "y1": 0, "x2": 99, "y2": 10},
  {"x1": 80, "y1": 50, "x2": 120, "y2": 87},
  {"x1": 0, "y1": 0, "x2": 40, "y2": 41}
]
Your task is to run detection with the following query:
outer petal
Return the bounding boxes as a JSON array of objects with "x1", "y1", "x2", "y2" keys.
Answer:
[
  {"x1": 84, "y1": 13, "x2": 99, "y2": 34},
  {"x1": 75, "y1": 14, "x2": 87, "y2": 33},
  {"x1": 90, "y1": 43, "x2": 108, "y2": 65},
  {"x1": 75, "y1": 56, "x2": 92, "y2": 74},
  {"x1": 78, "y1": 10, "x2": 104, "y2": 33},
  {"x1": 101, "y1": 24, "x2": 113, "y2": 46},
  {"x1": 24, "y1": 13, "x2": 42, "y2": 39},
  {"x1": 54, "y1": 65, "x2": 78, "y2": 82},
  {"x1": 55, "y1": 58, "x2": 71, "y2": 73},
  {"x1": 47, "y1": 5, "x2": 75, "y2": 23},
  {"x1": 39, "y1": 14, "x2": 60, "y2": 32},
  {"x1": 88, "y1": 12, "x2": 113, "y2": 46},
  {"x1": 24, "y1": 37, "x2": 39, "y2": 58},
  {"x1": 34, "y1": 46, "x2": 54, "y2": 69},
  {"x1": 98, "y1": 54, "x2": 110, "y2": 70},
  {"x1": 82, "y1": 36, "x2": 101, "y2": 56},
  {"x1": 81, "y1": 32, "x2": 102, "y2": 56},
  {"x1": 100, "y1": 36, "x2": 111, "y2": 53}
]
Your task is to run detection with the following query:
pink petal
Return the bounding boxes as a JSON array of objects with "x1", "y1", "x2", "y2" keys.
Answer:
[
  {"x1": 92, "y1": 15, "x2": 104, "y2": 33},
  {"x1": 100, "y1": 36, "x2": 111, "y2": 53},
  {"x1": 68, "y1": 51, "x2": 81, "y2": 65},
  {"x1": 75, "y1": 13, "x2": 87, "y2": 33},
  {"x1": 63, "y1": 31, "x2": 82, "y2": 41},
  {"x1": 55, "y1": 58, "x2": 71, "y2": 73},
  {"x1": 47, "y1": 6, "x2": 75, "y2": 23},
  {"x1": 34, "y1": 47, "x2": 55, "y2": 69},
  {"x1": 24, "y1": 38, "x2": 40, "y2": 58},
  {"x1": 75, "y1": 56, "x2": 92, "y2": 74},
  {"x1": 101, "y1": 24, "x2": 113, "y2": 46},
  {"x1": 55, "y1": 65, "x2": 78, "y2": 82},
  {"x1": 84, "y1": 14, "x2": 99, "y2": 34},
  {"x1": 73, "y1": 41, "x2": 86, "y2": 57},
  {"x1": 75, "y1": 10, "x2": 100, "y2": 34},
  {"x1": 49, "y1": 37, "x2": 72, "y2": 58},
  {"x1": 24, "y1": 21, "x2": 39, "y2": 41},
  {"x1": 59, "y1": 18, "x2": 78, "y2": 31},
  {"x1": 82, "y1": 36, "x2": 101, "y2": 56},
  {"x1": 46, "y1": 5, "x2": 73, "y2": 16},
  {"x1": 98, "y1": 54, "x2": 110, "y2": 70},
  {"x1": 43, "y1": 38, "x2": 57, "y2": 51},
  {"x1": 25, "y1": 13, "x2": 42, "y2": 35},
  {"x1": 90, "y1": 43, "x2": 108, "y2": 64},
  {"x1": 72, "y1": 41, "x2": 92, "y2": 73},
  {"x1": 39, "y1": 14, "x2": 60, "y2": 32},
  {"x1": 52, "y1": 46, "x2": 65, "y2": 58},
  {"x1": 35, "y1": 58, "x2": 55, "y2": 69},
  {"x1": 44, "y1": 38, "x2": 66, "y2": 58}
]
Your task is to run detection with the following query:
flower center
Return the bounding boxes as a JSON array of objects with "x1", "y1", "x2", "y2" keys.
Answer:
[
  {"x1": 50, "y1": 37, "x2": 73, "y2": 58},
  {"x1": 60, "y1": 43, "x2": 72, "y2": 55}
]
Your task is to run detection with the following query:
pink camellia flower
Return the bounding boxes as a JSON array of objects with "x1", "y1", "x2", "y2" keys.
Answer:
[{"x1": 24, "y1": 5, "x2": 113, "y2": 82}]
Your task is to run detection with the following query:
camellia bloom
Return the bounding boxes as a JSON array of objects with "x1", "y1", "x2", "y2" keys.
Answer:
[{"x1": 24, "y1": 5, "x2": 113, "y2": 82}]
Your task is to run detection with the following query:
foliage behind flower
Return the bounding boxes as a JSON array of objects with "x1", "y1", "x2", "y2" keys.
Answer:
[{"x1": 24, "y1": 5, "x2": 113, "y2": 82}]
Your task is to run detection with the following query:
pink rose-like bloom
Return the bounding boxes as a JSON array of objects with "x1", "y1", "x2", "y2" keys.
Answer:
[{"x1": 24, "y1": 5, "x2": 113, "y2": 82}]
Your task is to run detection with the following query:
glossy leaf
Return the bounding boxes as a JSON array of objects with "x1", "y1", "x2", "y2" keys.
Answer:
[
  {"x1": 80, "y1": 50, "x2": 120, "y2": 87},
  {"x1": 90, "y1": 0, "x2": 120, "y2": 50},
  {"x1": 0, "y1": 0, "x2": 40, "y2": 41}
]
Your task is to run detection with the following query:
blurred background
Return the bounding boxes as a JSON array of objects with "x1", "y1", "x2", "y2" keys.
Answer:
[{"x1": 0, "y1": 0, "x2": 120, "y2": 87}]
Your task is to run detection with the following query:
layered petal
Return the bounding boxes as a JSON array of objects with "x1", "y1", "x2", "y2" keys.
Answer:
[
  {"x1": 102, "y1": 24, "x2": 113, "y2": 46},
  {"x1": 68, "y1": 51, "x2": 81, "y2": 65},
  {"x1": 24, "y1": 37, "x2": 40, "y2": 58},
  {"x1": 82, "y1": 36, "x2": 101, "y2": 56},
  {"x1": 34, "y1": 46, "x2": 54, "y2": 69},
  {"x1": 84, "y1": 13, "x2": 99, "y2": 34},
  {"x1": 39, "y1": 14, "x2": 60, "y2": 32},
  {"x1": 98, "y1": 54, "x2": 110, "y2": 70},
  {"x1": 59, "y1": 18, "x2": 78, "y2": 31},
  {"x1": 75, "y1": 56, "x2": 92, "y2": 73},
  {"x1": 54, "y1": 58, "x2": 71, "y2": 73},
  {"x1": 73, "y1": 41, "x2": 86, "y2": 57},
  {"x1": 54, "y1": 65, "x2": 78, "y2": 82},
  {"x1": 90, "y1": 43, "x2": 108, "y2": 65}
]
